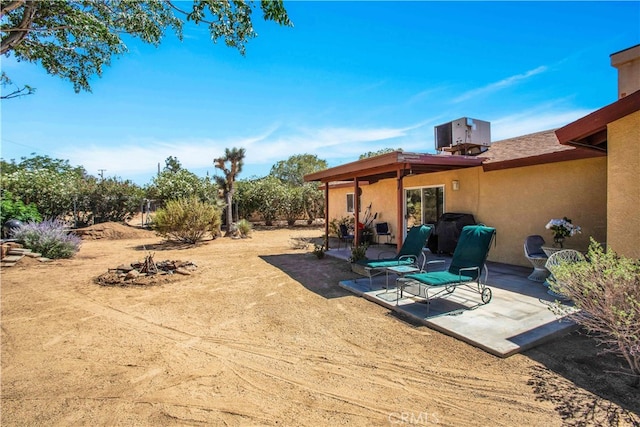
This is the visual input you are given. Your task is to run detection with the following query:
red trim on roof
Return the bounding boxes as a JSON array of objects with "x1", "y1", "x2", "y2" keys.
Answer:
[
  {"x1": 555, "y1": 90, "x2": 640, "y2": 148},
  {"x1": 482, "y1": 147, "x2": 605, "y2": 171},
  {"x1": 304, "y1": 151, "x2": 484, "y2": 183}
]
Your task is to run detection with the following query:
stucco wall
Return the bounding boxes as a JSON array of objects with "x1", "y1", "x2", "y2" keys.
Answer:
[
  {"x1": 607, "y1": 110, "x2": 640, "y2": 259},
  {"x1": 327, "y1": 180, "x2": 399, "y2": 238},
  {"x1": 475, "y1": 158, "x2": 607, "y2": 266},
  {"x1": 327, "y1": 156, "x2": 607, "y2": 267},
  {"x1": 327, "y1": 185, "x2": 356, "y2": 225}
]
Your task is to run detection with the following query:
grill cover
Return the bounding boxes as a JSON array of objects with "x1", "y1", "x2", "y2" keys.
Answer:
[{"x1": 427, "y1": 213, "x2": 476, "y2": 254}]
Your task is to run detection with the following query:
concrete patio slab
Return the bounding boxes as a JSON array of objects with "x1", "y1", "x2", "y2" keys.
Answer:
[{"x1": 330, "y1": 246, "x2": 577, "y2": 357}]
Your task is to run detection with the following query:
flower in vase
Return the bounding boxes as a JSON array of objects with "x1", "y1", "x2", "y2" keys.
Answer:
[{"x1": 545, "y1": 217, "x2": 581, "y2": 242}]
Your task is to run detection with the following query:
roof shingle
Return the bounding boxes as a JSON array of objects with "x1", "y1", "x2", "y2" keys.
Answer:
[{"x1": 480, "y1": 129, "x2": 603, "y2": 171}]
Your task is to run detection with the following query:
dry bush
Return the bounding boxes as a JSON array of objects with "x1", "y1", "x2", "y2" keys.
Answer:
[
  {"x1": 153, "y1": 197, "x2": 221, "y2": 244},
  {"x1": 551, "y1": 239, "x2": 640, "y2": 386}
]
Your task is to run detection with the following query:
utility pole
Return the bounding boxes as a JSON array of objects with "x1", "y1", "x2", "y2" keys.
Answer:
[{"x1": 98, "y1": 169, "x2": 106, "y2": 180}]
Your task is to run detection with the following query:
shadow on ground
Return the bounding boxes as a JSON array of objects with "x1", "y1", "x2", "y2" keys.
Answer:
[
  {"x1": 268, "y1": 246, "x2": 639, "y2": 425},
  {"x1": 130, "y1": 240, "x2": 213, "y2": 251},
  {"x1": 525, "y1": 329, "x2": 640, "y2": 425},
  {"x1": 260, "y1": 253, "x2": 355, "y2": 299}
]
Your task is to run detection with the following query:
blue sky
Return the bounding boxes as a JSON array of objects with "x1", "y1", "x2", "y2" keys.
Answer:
[{"x1": 1, "y1": 1, "x2": 639, "y2": 186}]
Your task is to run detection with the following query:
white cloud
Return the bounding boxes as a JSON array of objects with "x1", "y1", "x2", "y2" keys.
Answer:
[
  {"x1": 59, "y1": 126, "x2": 279, "y2": 181},
  {"x1": 490, "y1": 106, "x2": 594, "y2": 141},
  {"x1": 452, "y1": 65, "x2": 549, "y2": 103},
  {"x1": 58, "y1": 121, "x2": 425, "y2": 182},
  {"x1": 57, "y1": 101, "x2": 593, "y2": 185},
  {"x1": 242, "y1": 125, "x2": 412, "y2": 165}
]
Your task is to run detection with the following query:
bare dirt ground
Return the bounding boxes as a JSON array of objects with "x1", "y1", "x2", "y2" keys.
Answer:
[{"x1": 1, "y1": 222, "x2": 638, "y2": 426}]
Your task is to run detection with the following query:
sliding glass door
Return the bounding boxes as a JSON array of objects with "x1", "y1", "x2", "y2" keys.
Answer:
[{"x1": 405, "y1": 186, "x2": 444, "y2": 230}]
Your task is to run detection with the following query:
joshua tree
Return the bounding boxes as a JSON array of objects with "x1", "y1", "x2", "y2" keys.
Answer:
[{"x1": 214, "y1": 147, "x2": 245, "y2": 236}]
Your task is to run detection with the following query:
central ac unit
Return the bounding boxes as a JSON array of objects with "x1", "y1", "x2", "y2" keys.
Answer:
[{"x1": 435, "y1": 118, "x2": 491, "y2": 154}]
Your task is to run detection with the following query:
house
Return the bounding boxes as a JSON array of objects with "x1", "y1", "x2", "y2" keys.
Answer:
[
  {"x1": 556, "y1": 45, "x2": 640, "y2": 259},
  {"x1": 305, "y1": 45, "x2": 640, "y2": 266}
]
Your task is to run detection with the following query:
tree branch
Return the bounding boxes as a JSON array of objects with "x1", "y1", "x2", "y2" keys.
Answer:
[
  {"x1": 166, "y1": 0, "x2": 215, "y2": 25},
  {"x1": 0, "y1": 0, "x2": 37, "y2": 55},
  {"x1": 0, "y1": 0, "x2": 26, "y2": 17},
  {"x1": 1, "y1": 84, "x2": 35, "y2": 99},
  {"x1": 165, "y1": 1, "x2": 190, "y2": 17},
  {"x1": 2, "y1": 25, "x2": 73, "y2": 33}
]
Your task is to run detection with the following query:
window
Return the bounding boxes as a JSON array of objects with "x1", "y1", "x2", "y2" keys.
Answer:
[
  {"x1": 346, "y1": 193, "x2": 354, "y2": 213},
  {"x1": 346, "y1": 193, "x2": 362, "y2": 213}
]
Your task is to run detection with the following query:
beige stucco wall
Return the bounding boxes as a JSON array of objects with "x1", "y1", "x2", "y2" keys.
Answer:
[
  {"x1": 327, "y1": 181, "x2": 399, "y2": 238},
  {"x1": 328, "y1": 185, "x2": 356, "y2": 222},
  {"x1": 474, "y1": 158, "x2": 607, "y2": 266},
  {"x1": 606, "y1": 110, "x2": 640, "y2": 259},
  {"x1": 327, "y1": 157, "x2": 607, "y2": 267}
]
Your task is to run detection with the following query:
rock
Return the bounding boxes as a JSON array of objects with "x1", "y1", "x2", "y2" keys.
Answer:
[
  {"x1": 2, "y1": 255, "x2": 23, "y2": 263},
  {"x1": 125, "y1": 270, "x2": 140, "y2": 280},
  {"x1": 97, "y1": 259, "x2": 197, "y2": 286},
  {"x1": 2, "y1": 242, "x2": 23, "y2": 260},
  {"x1": 8, "y1": 249, "x2": 30, "y2": 256}
]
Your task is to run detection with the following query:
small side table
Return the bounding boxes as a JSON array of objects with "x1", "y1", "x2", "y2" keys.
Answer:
[
  {"x1": 541, "y1": 245, "x2": 588, "y2": 258},
  {"x1": 382, "y1": 265, "x2": 420, "y2": 294},
  {"x1": 541, "y1": 246, "x2": 562, "y2": 258}
]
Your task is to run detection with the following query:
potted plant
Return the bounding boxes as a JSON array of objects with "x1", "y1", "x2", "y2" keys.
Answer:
[
  {"x1": 545, "y1": 217, "x2": 581, "y2": 248},
  {"x1": 312, "y1": 243, "x2": 325, "y2": 259},
  {"x1": 348, "y1": 242, "x2": 369, "y2": 274},
  {"x1": 357, "y1": 203, "x2": 377, "y2": 245},
  {"x1": 349, "y1": 242, "x2": 369, "y2": 263}
]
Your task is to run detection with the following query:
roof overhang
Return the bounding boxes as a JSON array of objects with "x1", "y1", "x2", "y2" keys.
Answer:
[
  {"x1": 555, "y1": 90, "x2": 640, "y2": 152},
  {"x1": 482, "y1": 147, "x2": 605, "y2": 171},
  {"x1": 304, "y1": 151, "x2": 485, "y2": 183}
]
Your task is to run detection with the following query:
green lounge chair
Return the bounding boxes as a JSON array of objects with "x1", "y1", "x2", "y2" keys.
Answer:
[
  {"x1": 397, "y1": 225, "x2": 496, "y2": 310},
  {"x1": 355, "y1": 224, "x2": 433, "y2": 288}
]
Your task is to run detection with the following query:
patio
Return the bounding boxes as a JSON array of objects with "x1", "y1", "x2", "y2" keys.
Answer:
[{"x1": 326, "y1": 243, "x2": 577, "y2": 358}]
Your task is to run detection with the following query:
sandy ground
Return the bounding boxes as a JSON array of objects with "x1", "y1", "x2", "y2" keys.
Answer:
[{"x1": 1, "y1": 222, "x2": 638, "y2": 426}]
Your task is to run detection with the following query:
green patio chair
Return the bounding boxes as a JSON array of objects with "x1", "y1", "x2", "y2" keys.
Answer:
[
  {"x1": 355, "y1": 224, "x2": 433, "y2": 289},
  {"x1": 397, "y1": 225, "x2": 496, "y2": 310}
]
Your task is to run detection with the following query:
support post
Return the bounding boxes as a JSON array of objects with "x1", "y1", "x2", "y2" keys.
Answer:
[
  {"x1": 324, "y1": 183, "x2": 330, "y2": 249},
  {"x1": 354, "y1": 178, "x2": 360, "y2": 247},
  {"x1": 396, "y1": 169, "x2": 404, "y2": 252}
]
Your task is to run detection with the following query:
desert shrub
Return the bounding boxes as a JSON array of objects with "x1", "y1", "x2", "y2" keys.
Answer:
[
  {"x1": 0, "y1": 155, "x2": 88, "y2": 220},
  {"x1": 313, "y1": 243, "x2": 325, "y2": 259},
  {"x1": 280, "y1": 185, "x2": 305, "y2": 226},
  {"x1": 248, "y1": 176, "x2": 286, "y2": 226},
  {"x1": 12, "y1": 219, "x2": 81, "y2": 259},
  {"x1": 0, "y1": 190, "x2": 42, "y2": 225},
  {"x1": 146, "y1": 163, "x2": 218, "y2": 206},
  {"x1": 349, "y1": 242, "x2": 368, "y2": 263},
  {"x1": 153, "y1": 197, "x2": 221, "y2": 244},
  {"x1": 236, "y1": 219, "x2": 252, "y2": 237},
  {"x1": 75, "y1": 176, "x2": 145, "y2": 225},
  {"x1": 551, "y1": 239, "x2": 640, "y2": 386},
  {"x1": 1, "y1": 155, "x2": 145, "y2": 224},
  {"x1": 302, "y1": 183, "x2": 324, "y2": 224}
]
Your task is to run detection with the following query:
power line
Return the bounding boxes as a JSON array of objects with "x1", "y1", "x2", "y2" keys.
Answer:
[{"x1": 1, "y1": 137, "x2": 64, "y2": 159}]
